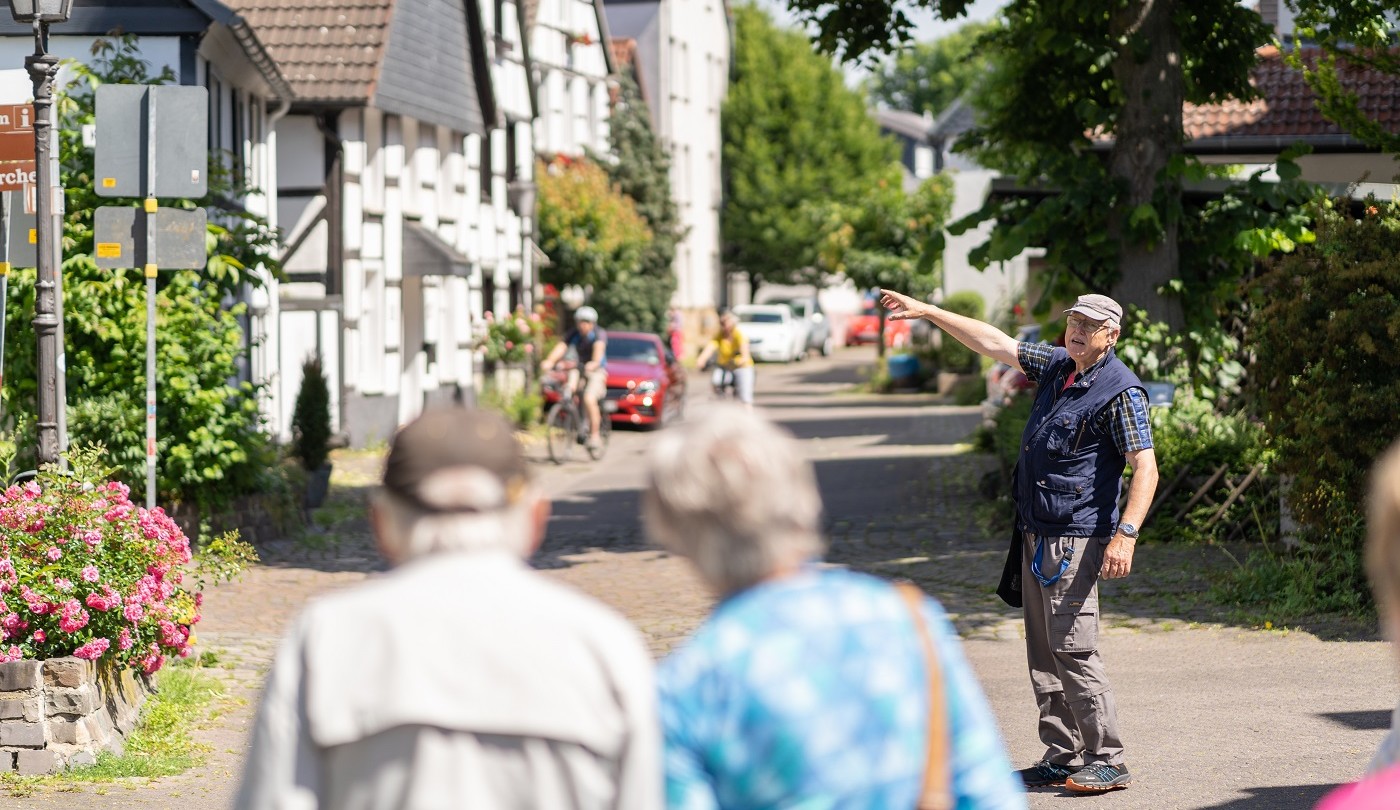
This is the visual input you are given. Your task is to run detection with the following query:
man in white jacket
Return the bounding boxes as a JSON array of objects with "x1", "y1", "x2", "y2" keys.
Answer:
[{"x1": 235, "y1": 407, "x2": 661, "y2": 810}]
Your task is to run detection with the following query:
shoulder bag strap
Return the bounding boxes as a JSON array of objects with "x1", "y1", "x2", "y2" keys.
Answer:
[{"x1": 895, "y1": 581, "x2": 953, "y2": 810}]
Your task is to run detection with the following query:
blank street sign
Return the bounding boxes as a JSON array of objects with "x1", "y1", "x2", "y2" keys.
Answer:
[
  {"x1": 6, "y1": 205, "x2": 36, "y2": 268},
  {"x1": 94, "y1": 86, "x2": 208, "y2": 199},
  {"x1": 93, "y1": 206, "x2": 207, "y2": 270}
]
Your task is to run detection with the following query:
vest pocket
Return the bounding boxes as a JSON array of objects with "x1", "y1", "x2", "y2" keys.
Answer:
[{"x1": 1031, "y1": 473, "x2": 1090, "y2": 524}]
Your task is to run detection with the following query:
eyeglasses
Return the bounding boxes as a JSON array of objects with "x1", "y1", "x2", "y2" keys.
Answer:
[{"x1": 1066, "y1": 316, "x2": 1109, "y2": 335}]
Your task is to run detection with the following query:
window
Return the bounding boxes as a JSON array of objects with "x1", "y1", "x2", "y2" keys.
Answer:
[
  {"x1": 479, "y1": 131, "x2": 493, "y2": 201},
  {"x1": 505, "y1": 124, "x2": 517, "y2": 182}
]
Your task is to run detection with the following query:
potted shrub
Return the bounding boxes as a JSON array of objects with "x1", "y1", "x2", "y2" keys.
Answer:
[{"x1": 291, "y1": 356, "x2": 333, "y2": 509}]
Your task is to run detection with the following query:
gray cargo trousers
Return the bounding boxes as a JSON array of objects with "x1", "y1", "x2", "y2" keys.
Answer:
[{"x1": 1022, "y1": 532, "x2": 1126, "y2": 767}]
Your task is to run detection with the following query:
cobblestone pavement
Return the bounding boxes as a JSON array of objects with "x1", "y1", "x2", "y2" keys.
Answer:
[{"x1": 13, "y1": 346, "x2": 1396, "y2": 810}]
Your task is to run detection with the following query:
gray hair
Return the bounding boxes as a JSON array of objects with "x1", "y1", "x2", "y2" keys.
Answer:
[
  {"x1": 371, "y1": 484, "x2": 539, "y2": 563},
  {"x1": 1369, "y1": 441, "x2": 1400, "y2": 613},
  {"x1": 642, "y1": 406, "x2": 824, "y2": 595}
]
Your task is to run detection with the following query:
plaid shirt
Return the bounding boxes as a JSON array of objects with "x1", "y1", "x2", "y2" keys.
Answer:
[{"x1": 1017, "y1": 343, "x2": 1153, "y2": 454}]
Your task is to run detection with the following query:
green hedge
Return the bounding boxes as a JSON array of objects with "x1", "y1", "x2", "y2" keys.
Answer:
[
  {"x1": 938, "y1": 290, "x2": 985, "y2": 373},
  {"x1": 1237, "y1": 197, "x2": 1400, "y2": 617}
]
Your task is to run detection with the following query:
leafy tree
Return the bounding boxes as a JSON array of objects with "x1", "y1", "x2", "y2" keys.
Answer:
[
  {"x1": 2, "y1": 36, "x2": 281, "y2": 514},
  {"x1": 1291, "y1": 1, "x2": 1400, "y2": 154},
  {"x1": 866, "y1": 21, "x2": 996, "y2": 116},
  {"x1": 783, "y1": 0, "x2": 1277, "y2": 329},
  {"x1": 813, "y1": 167, "x2": 953, "y2": 356},
  {"x1": 536, "y1": 156, "x2": 652, "y2": 295},
  {"x1": 723, "y1": 4, "x2": 896, "y2": 294},
  {"x1": 590, "y1": 73, "x2": 680, "y2": 334}
]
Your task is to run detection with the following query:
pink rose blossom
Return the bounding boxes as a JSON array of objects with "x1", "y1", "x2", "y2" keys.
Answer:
[
  {"x1": 0, "y1": 645, "x2": 20, "y2": 664},
  {"x1": 58, "y1": 599, "x2": 89, "y2": 633},
  {"x1": 54, "y1": 578, "x2": 73, "y2": 592},
  {"x1": 85, "y1": 592, "x2": 111, "y2": 611},
  {"x1": 81, "y1": 565, "x2": 100, "y2": 583},
  {"x1": 45, "y1": 546, "x2": 61, "y2": 561},
  {"x1": 73, "y1": 638, "x2": 110, "y2": 660},
  {"x1": 31, "y1": 629, "x2": 44, "y2": 643},
  {"x1": 117, "y1": 628, "x2": 133, "y2": 651},
  {"x1": 123, "y1": 603, "x2": 144, "y2": 623}
]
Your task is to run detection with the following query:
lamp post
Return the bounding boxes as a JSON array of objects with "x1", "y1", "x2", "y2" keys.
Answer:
[{"x1": 10, "y1": 0, "x2": 71, "y2": 465}]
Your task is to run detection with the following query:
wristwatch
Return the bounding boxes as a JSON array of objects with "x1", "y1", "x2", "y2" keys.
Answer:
[{"x1": 1118, "y1": 522, "x2": 1139, "y2": 539}]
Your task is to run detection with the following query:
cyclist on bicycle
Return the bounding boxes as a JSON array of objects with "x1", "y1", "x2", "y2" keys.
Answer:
[
  {"x1": 694, "y1": 309, "x2": 755, "y2": 409},
  {"x1": 542, "y1": 305, "x2": 608, "y2": 449}
]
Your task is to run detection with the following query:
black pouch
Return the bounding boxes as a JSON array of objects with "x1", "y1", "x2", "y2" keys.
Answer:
[{"x1": 996, "y1": 523, "x2": 1023, "y2": 608}]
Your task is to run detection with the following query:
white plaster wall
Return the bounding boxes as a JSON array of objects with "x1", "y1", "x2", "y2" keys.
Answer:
[
  {"x1": 662, "y1": 0, "x2": 728, "y2": 311},
  {"x1": 942, "y1": 168, "x2": 1030, "y2": 319}
]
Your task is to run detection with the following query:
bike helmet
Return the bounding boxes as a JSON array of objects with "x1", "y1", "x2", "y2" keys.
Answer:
[{"x1": 574, "y1": 305, "x2": 598, "y2": 323}]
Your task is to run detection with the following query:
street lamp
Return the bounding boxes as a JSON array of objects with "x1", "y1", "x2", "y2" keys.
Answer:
[
  {"x1": 8, "y1": 0, "x2": 73, "y2": 22},
  {"x1": 11, "y1": 0, "x2": 71, "y2": 465}
]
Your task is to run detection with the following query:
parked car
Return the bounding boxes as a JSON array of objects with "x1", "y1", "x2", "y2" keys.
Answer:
[
  {"x1": 763, "y1": 295, "x2": 833, "y2": 356},
  {"x1": 733, "y1": 303, "x2": 807, "y2": 363},
  {"x1": 844, "y1": 302, "x2": 912, "y2": 348},
  {"x1": 541, "y1": 331, "x2": 686, "y2": 428}
]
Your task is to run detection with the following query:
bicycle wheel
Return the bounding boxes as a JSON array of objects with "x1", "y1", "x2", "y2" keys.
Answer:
[
  {"x1": 587, "y1": 404, "x2": 613, "y2": 461},
  {"x1": 545, "y1": 403, "x2": 576, "y2": 464}
]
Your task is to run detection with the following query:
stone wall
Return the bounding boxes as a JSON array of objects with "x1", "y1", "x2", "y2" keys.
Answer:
[{"x1": 0, "y1": 658, "x2": 149, "y2": 775}]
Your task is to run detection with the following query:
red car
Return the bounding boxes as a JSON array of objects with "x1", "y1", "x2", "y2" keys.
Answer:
[
  {"x1": 844, "y1": 303, "x2": 912, "y2": 347},
  {"x1": 542, "y1": 331, "x2": 686, "y2": 428}
]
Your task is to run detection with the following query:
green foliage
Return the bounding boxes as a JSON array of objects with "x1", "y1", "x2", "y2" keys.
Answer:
[
  {"x1": 975, "y1": 392, "x2": 1034, "y2": 476},
  {"x1": 723, "y1": 5, "x2": 897, "y2": 288},
  {"x1": 290, "y1": 357, "x2": 331, "y2": 472},
  {"x1": 937, "y1": 290, "x2": 984, "y2": 372},
  {"x1": 1212, "y1": 525, "x2": 1372, "y2": 623},
  {"x1": 1141, "y1": 394, "x2": 1276, "y2": 543},
  {"x1": 813, "y1": 170, "x2": 952, "y2": 357},
  {"x1": 537, "y1": 156, "x2": 652, "y2": 291},
  {"x1": 1116, "y1": 305, "x2": 1247, "y2": 406},
  {"x1": 1246, "y1": 197, "x2": 1400, "y2": 560},
  {"x1": 592, "y1": 72, "x2": 680, "y2": 333},
  {"x1": 590, "y1": 274, "x2": 676, "y2": 335},
  {"x1": 0, "y1": 36, "x2": 280, "y2": 514},
  {"x1": 478, "y1": 383, "x2": 542, "y2": 430},
  {"x1": 866, "y1": 21, "x2": 998, "y2": 115}
]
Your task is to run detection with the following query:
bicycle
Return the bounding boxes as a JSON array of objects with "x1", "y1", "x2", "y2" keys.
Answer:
[
  {"x1": 541, "y1": 363, "x2": 614, "y2": 464},
  {"x1": 703, "y1": 358, "x2": 746, "y2": 402}
]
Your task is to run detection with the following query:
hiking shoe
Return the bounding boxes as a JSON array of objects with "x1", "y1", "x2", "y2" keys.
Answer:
[
  {"x1": 1065, "y1": 763, "x2": 1132, "y2": 792},
  {"x1": 586, "y1": 434, "x2": 603, "y2": 450},
  {"x1": 1017, "y1": 760, "x2": 1076, "y2": 788}
]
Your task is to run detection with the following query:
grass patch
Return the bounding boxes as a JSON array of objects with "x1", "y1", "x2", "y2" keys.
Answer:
[{"x1": 0, "y1": 662, "x2": 228, "y2": 796}]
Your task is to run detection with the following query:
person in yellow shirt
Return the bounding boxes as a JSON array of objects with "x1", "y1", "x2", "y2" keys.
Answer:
[{"x1": 695, "y1": 310, "x2": 755, "y2": 408}]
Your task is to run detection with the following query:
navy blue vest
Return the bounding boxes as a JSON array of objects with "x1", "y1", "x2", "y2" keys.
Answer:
[{"x1": 1015, "y1": 347, "x2": 1144, "y2": 538}]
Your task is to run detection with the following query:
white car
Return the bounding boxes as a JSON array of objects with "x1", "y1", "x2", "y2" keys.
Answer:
[{"x1": 733, "y1": 304, "x2": 807, "y2": 363}]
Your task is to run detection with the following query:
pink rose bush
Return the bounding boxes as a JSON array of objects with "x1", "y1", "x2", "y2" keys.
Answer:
[{"x1": 0, "y1": 457, "x2": 249, "y2": 674}]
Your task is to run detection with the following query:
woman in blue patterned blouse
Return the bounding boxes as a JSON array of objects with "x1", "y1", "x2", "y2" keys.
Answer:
[{"x1": 643, "y1": 407, "x2": 1027, "y2": 810}]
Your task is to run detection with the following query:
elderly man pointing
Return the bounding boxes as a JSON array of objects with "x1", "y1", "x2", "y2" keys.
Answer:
[{"x1": 880, "y1": 289, "x2": 1158, "y2": 794}]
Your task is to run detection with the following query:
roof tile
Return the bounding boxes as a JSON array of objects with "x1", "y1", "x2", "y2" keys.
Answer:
[
  {"x1": 1184, "y1": 47, "x2": 1400, "y2": 142},
  {"x1": 222, "y1": 0, "x2": 395, "y2": 103}
]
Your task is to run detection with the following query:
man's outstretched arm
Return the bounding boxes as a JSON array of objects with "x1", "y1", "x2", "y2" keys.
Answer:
[{"x1": 879, "y1": 289, "x2": 1021, "y2": 370}]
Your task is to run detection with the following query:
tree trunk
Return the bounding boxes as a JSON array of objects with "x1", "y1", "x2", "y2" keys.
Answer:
[{"x1": 1107, "y1": 0, "x2": 1185, "y2": 330}]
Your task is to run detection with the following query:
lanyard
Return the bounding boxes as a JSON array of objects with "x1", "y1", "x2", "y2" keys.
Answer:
[{"x1": 1030, "y1": 535, "x2": 1074, "y2": 587}]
